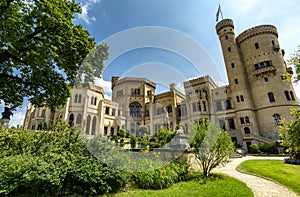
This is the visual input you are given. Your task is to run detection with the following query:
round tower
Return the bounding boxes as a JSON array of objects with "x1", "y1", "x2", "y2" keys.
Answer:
[
  {"x1": 236, "y1": 24, "x2": 298, "y2": 139},
  {"x1": 216, "y1": 19, "x2": 260, "y2": 145}
]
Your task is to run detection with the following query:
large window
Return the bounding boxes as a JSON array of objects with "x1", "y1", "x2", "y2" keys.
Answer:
[
  {"x1": 268, "y1": 92, "x2": 275, "y2": 102},
  {"x1": 216, "y1": 101, "x2": 222, "y2": 111},
  {"x1": 131, "y1": 88, "x2": 140, "y2": 95},
  {"x1": 225, "y1": 100, "x2": 232, "y2": 109},
  {"x1": 76, "y1": 114, "x2": 82, "y2": 125},
  {"x1": 228, "y1": 118, "x2": 235, "y2": 130},
  {"x1": 86, "y1": 115, "x2": 91, "y2": 135},
  {"x1": 130, "y1": 102, "x2": 142, "y2": 117},
  {"x1": 91, "y1": 116, "x2": 97, "y2": 135}
]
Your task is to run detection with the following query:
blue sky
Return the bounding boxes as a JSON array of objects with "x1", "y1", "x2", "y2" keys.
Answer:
[{"x1": 4, "y1": 0, "x2": 300, "y2": 126}]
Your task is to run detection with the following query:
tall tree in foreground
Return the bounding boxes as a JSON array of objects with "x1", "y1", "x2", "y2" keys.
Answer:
[
  {"x1": 189, "y1": 120, "x2": 234, "y2": 177},
  {"x1": 0, "y1": 0, "x2": 95, "y2": 111}
]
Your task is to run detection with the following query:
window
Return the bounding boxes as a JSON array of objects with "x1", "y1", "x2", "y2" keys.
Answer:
[
  {"x1": 268, "y1": 92, "x2": 275, "y2": 102},
  {"x1": 41, "y1": 109, "x2": 46, "y2": 118},
  {"x1": 130, "y1": 122, "x2": 135, "y2": 134},
  {"x1": 225, "y1": 100, "x2": 232, "y2": 109},
  {"x1": 240, "y1": 95, "x2": 244, "y2": 102},
  {"x1": 157, "y1": 107, "x2": 164, "y2": 115},
  {"x1": 290, "y1": 91, "x2": 295, "y2": 100},
  {"x1": 167, "y1": 105, "x2": 172, "y2": 113},
  {"x1": 75, "y1": 94, "x2": 78, "y2": 103},
  {"x1": 219, "y1": 120, "x2": 226, "y2": 130},
  {"x1": 234, "y1": 79, "x2": 238, "y2": 84},
  {"x1": 192, "y1": 102, "x2": 201, "y2": 112},
  {"x1": 132, "y1": 88, "x2": 140, "y2": 95},
  {"x1": 86, "y1": 115, "x2": 91, "y2": 135},
  {"x1": 274, "y1": 114, "x2": 281, "y2": 126},
  {"x1": 271, "y1": 40, "x2": 275, "y2": 46},
  {"x1": 240, "y1": 117, "x2": 245, "y2": 124},
  {"x1": 76, "y1": 114, "x2": 82, "y2": 125},
  {"x1": 78, "y1": 94, "x2": 82, "y2": 103},
  {"x1": 264, "y1": 77, "x2": 269, "y2": 82},
  {"x1": 94, "y1": 97, "x2": 97, "y2": 105},
  {"x1": 180, "y1": 104, "x2": 187, "y2": 117},
  {"x1": 105, "y1": 107, "x2": 110, "y2": 115},
  {"x1": 130, "y1": 102, "x2": 141, "y2": 117},
  {"x1": 117, "y1": 90, "x2": 123, "y2": 97},
  {"x1": 244, "y1": 127, "x2": 251, "y2": 134},
  {"x1": 91, "y1": 96, "x2": 94, "y2": 105},
  {"x1": 69, "y1": 113, "x2": 74, "y2": 126},
  {"x1": 111, "y1": 127, "x2": 115, "y2": 136},
  {"x1": 285, "y1": 91, "x2": 291, "y2": 101},
  {"x1": 202, "y1": 101, "x2": 206, "y2": 111},
  {"x1": 231, "y1": 63, "x2": 235, "y2": 68},
  {"x1": 216, "y1": 101, "x2": 222, "y2": 111},
  {"x1": 147, "y1": 90, "x2": 152, "y2": 96},
  {"x1": 228, "y1": 118, "x2": 236, "y2": 129},
  {"x1": 112, "y1": 109, "x2": 116, "y2": 116},
  {"x1": 255, "y1": 42, "x2": 260, "y2": 49},
  {"x1": 225, "y1": 35, "x2": 228, "y2": 40},
  {"x1": 104, "y1": 126, "x2": 108, "y2": 136},
  {"x1": 91, "y1": 116, "x2": 97, "y2": 135},
  {"x1": 236, "y1": 96, "x2": 240, "y2": 102},
  {"x1": 245, "y1": 117, "x2": 250, "y2": 124},
  {"x1": 254, "y1": 63, "x2": 259, "y2": 70},
  {"x1": 228, "y1": 47, "x2": 231, "y2": 52}
]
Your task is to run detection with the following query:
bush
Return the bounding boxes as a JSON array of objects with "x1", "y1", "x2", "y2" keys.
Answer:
[
  {"x1": 259, "y1": 143, "x2": 278, "y2": 154},
  {"x1": 0, "y1": 124, "x2": 126, "y2": 196},
  {"x1": 249, "y1": 144, "x2": 261, "y2": 154},
  {"x1": 133, "y1": 162, "x2": 189, "y2": 189}
]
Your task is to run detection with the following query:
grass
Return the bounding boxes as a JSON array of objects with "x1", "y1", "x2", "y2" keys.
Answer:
[
  {"x1": 111, "y1": 174, "x2": 253, "y2": 197},
  {"x1": 237, "y1": 160, "x2": 300, "y2": 195}
]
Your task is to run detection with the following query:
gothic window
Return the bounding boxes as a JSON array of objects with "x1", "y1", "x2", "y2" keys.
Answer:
[
  {"x1": 268, "y1": 92, "x2": 275, "y2": 102},
  {"x1": 274, "y1": 114, "x2": 281, "y2": 126},
  {"x1": 285, "y1": 91, "x2": 291, "y2": 101},
  {"x1": 86, "y1": 115, "x2": 91, "y2": 135},
  {"x1": 91, "y1": 116, "x2": 97, "y2": 135},
  {"x1": 228, "y1": 118, "x2": 235, "y2": 130},
  {"x1": 130, "y1": 122, "x2": 135, "y2": 134},
  {"x1": 76, "y1": 114, "x2": 82, "y2": 125},
  {"x1": 75, "y1": 94, "x2": 78, "y2": 103},
  {"x1": 130, "y1": 102, "x2": 141, "y2": 117},
  {"x1": 225, "y1": 100, "x2": 232, "y2": 109},
  {"x1": 78, "y1": 94, "x2": 82, "y2": 103},
  {"x1": 244, "y1": 127, "x2": 251, "y2": 134},
  {"x1": 69, "y1": 113, "x2": 74, "y2": 126}
]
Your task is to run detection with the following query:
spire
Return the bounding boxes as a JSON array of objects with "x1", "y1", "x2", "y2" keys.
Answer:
[{"x1": 216, "y1": 4, "x2": 223, "y2": 22}]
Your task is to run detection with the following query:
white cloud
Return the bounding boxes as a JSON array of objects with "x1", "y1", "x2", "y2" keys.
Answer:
[
  {"x1": 94, "y1": 77, "x2": 112, "y2": 99},
  {"x1": 9, "y1": 112, "x2": 25, "y2": 127},
  {"x1": 77, "y1": 0, "x2": 102, "y2": 25}
]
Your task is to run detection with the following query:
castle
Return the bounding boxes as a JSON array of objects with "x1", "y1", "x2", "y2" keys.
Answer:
[{"x1": 23, "y1": 19, "x2": 299, "y2": 151}]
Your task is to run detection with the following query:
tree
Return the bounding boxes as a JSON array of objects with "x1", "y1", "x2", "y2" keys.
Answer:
[
  {"x1": 288, "y1": 45, "x2": 300, "y2": 82},
  {"x1": 0, "y1": 0, "x2": 96, "y2": 111},
  {"x1": 189, "y1": 120, "x2": 234, "y2": 177},
  {"x1": 77, "y1": 43, "x2": 109, "y2": 83},
  {"x1": 279, "y1": 108, "x2": 300, "y2": 159}
]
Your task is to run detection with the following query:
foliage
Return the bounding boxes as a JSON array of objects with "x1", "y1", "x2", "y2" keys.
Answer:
[
  {"x1": 133, "y1": 162, "x2": 189, "y2": 190},
  {"x1": 0, "y1": 124, "x2": 125, "y2": 196},
  {"x1": 130, "y1": 135, "x2": 137, "y2": 149},
  {"x1": 77, "y1": 43, "x2": 109, "y2": 83},
  {"x1": 238, "y1": 159, "x2": 300, "y2": 195},
  {"x1": 156, "y1": 127, "x2": 174, "y2": 145},
  {"x1": 288, "y1": 45, "x2": 300, "y2": 82},
  {"x1": 249, "y1": 144, "x2": 261, "y2": 154},
  {"x1": 188, "y1": 120, "x2": 235, "y2": 177},
  {"x1": 139, "y1": 125, "x2": 149, "y2": 137},
  {"x1": 279, "y1": 108, "x2": 300, "y2": 159},
  {"x1": 117, "y1": 129, "x2": 127, "y2": 138},
  {"x1": 259, "y1": 143, "x2": 278, "y2": 154},
  {"x1": 0, "y1": 0, "x2": 95, "y2": 111}
]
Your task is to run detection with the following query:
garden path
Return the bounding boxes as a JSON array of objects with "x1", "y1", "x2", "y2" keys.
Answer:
[{"x1": 213, "y1": 156, "x2": 299, "y2": 197}]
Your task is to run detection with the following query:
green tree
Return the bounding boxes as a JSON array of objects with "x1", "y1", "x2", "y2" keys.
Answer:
[
  {"x1": 288, "y1": 45, "x2": 300, "y2": 82},
  {"x1": 77, "y1": 43, "x2": 109, "y2": 83},
  {"x1": 279, "y1": 108, "x2": 300, "y2": 159},
  {"x1": 189, "y1": 120, "x2": 235, "y2": 177},
  {"x1": 0, "y1": 0, "x2": 95, "y2": 111}
]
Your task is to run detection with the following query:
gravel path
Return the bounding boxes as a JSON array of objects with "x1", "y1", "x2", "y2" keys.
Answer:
[{"x1": 213, "y1": 156, "x2": 299, "y2": 197}]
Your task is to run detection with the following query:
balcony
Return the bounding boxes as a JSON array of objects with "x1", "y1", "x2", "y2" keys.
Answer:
[{"x1": 253, "y1": 66, "x2": 276, "y2": 77}]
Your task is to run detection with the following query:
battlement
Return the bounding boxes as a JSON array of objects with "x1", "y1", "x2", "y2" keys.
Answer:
[
  {"x1": 216, "y1": 19, "x2": 234, "y2": 35},
  {"x1": 236, "y1": 25, "x2": 278, "y2": 44}
]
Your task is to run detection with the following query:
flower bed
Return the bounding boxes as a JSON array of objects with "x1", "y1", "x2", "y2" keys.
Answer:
[{"x1": 284, "y1": 158, "x2": 300, "y2": 165}]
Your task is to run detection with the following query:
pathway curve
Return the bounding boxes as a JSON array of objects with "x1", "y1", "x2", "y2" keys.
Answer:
[{"x1": 213, "y1": 156, "x2": 299, "y2": 197}]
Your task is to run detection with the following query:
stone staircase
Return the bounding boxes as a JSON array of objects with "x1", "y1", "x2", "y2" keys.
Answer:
[{"x1": 243, "y1": 134, "x2": 275, "y2": 144}]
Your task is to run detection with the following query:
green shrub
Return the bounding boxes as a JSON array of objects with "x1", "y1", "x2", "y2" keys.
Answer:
[
  {"x1": 259, "y1": 143, "x2": 278, "y2": 154},
  {"x1": 133, "y1": 162, "x2": 189, "y2": 189},
  {"x1": 249, "y1": 144, "x2": 261, "y2": 154}
]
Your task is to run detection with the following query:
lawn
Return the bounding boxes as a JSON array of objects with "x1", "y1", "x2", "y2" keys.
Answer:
[
  {"x1": 111, "y1": 174, "x2": 253, "y2": 197},
  {"x1": 237, "y1": 160, "x2": 300, "y2": 195}
]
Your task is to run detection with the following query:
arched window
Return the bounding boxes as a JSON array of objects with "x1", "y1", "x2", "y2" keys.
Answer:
[
  {"x1": 284, "y1": 91, "x2": 291, "y2": 101},
  {"x1": 69, "y1": 113, "x2": 74, "y2": 126},
  {"x1": 91, "y1": 96, "x2": 94, "y2": 105},
  {"x1": 91, "y1": 116, "x2": 97, "y2": 135},
  {"x1": 290, "y1": 91, "x2": 295, "y2": 100},
  {"x1": 268, "y1": 92, "x2": 275, "y2": 102},
  {"x1": 244, "y1": 127, "x2": 250, "y2": 134},
  {"x1": 76, "y1": 114, "x2": 82, "y2": 125},
  {"x1": 75, "y1": 94, "x2": 78, "y2": 103},
  {"x1": 129, "y1": 102, "x2": 141, "y2": 117},
  {"x1": 86, "y1": 115, "x2": 91, "y2": 134},
  {"x1": 130, "y1": 122, "x2": 135, "y2": 134},
  {"x1": 78, "y1": 94, "x2": 82, "y2": 103},
  {"x1": 136, "y1": 122, "x2": 140, "y2": 136},
  {"x1": 274, "y1": 114, "x2": 281, "y2": 126}
]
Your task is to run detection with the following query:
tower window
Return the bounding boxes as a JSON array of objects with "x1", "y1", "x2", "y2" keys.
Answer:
[
  {"x1": 290, "y1": 91, "x2": 295, "y2": 100},
  {"x1": 255, "y1": 43, "x2": 260, "y2": 49},
  {"x1": 268, "y1": 92, "x2": 275, "y2": 102},
  {"x1": 231, "y1": 63, "x2": 235, "y2": 68},
  {"x1": 234, "y1": 79, "x2": 238, "y2": 84},
  {"x1": 240, "y1": 117, "x2": 245, "y2": 124},
  {"x1": 254, "y1": 63, "x2": 259, "y2": 70},
  {"x1": 225, "y1": 35, "x2": 228, "y2": 40},
  {"x1": 274, "y1": 114, "x2": 281, "y2": 126},
  {"x1": 225, "y1": 100, "x2": 232, "y2": 109},
  {"x1": 285, "y1": 91, "x2": 291, "y2": 101},
  {"x1": 236, "y1": 96, "x2": 240, "y2": 102},
  {"x1": 240, "y1": 95, "x2": 244, "y2": 102},
  {"x1": 228, "y1": 47, "x2": 231, "y2": 52},
  {"x1": 264, "y1": 77, "x2": 269, "y2": 82},
  {"x1": 271, "y1": 40, "x2": 275, "y2": 46}
]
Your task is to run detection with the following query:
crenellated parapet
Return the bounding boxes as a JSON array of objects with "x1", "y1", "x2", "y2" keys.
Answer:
[
  {"x1": 236, "y1": 25, "x2": 278, "y2": 44},
  {"x1": 216, "y1": 19, "x2": 234, "y2": 35}
]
